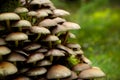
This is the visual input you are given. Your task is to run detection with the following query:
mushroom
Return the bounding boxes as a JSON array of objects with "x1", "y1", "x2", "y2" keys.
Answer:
[
  {"x1": 66, "y1": 43, "x2": 81, "y2": 51},
  {"x1": 53, "y1": 9, "x2": 70, "y2": 17},
  {"x1": 30, "y1": 26, "x2": 50, "y2": 41},
  {"x1": 5, "y1": 32, "x2": 28, "y2": 47},
  {"x1": 27, "y1": 11, "x2": 37, "y2": 24},
  {"x1": 14, "y1": 76, "x2": 31, "y2": 80},
  {"x1": 47, "y1": 65, "x2": 71, "y2": 80},
  {"x1": 14, "y1": 7, "x2": 29, "y2": 19},
  {"x1": 0, "y1": 46, "x2": 11, "y2": 60},
  {"x1": 26, "y1": 67, "x2": 47, "y2": 76},
  {"x1": 78, "y1": 67, "x2": 105, "y2": 79},
  {"x1": 37, "y1": 60, "x2": 52, "y2": 67},
  {"x1": 81, "y1": 55, "x2": 92, "y2": 65},
  {"x1": 53, "y1": 17, "x2": 66, "y2": 24},
  {"x1": 72, "y1": 63, "x2": 91, "y2": 73},
  {"x1": 46, "y1": 49, "x2": 65, "y2": 62},
  {"x1": 0, "y1": 61, "x2": 18, "y2": 76},
  {"x1": 12, "y1": 20, "x2": 32, "y2": 31},
  {"x1": 27, "y1": 52, "x2": 44, "y2": 63},
  {"x1": 0, "y1": 13, "x2": 20, "y2": 30}
]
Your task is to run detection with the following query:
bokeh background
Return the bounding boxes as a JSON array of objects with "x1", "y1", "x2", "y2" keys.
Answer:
[{"x1": 52, "y1": 0, "x2": 120, "y2": 79}]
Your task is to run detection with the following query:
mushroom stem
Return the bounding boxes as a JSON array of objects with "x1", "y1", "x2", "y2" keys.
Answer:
[
  {"x1": 49, "y1": 41, "x2": 52, "y2": 48},
  {"x1": 63, "y1": 31, "x2": 69, "y2": 44},
  {"x1": 50, "y1": 55, "x2": 53, "y2": 62},
  {"x1": 0, "y1": 55, "x2": 2, "y2": 61},
  {"x1": 34, "y1": 34, "x2": 41, "y2": 41},
  {"x1": 32, "y1": 17, "x2": 37, "y2": 25},
  {"x1": 6, "y1": 20, "x2": 11, "y2": 31},
  {"x1": 19, "y1": 27, "x2": 22, "y2": 32},
  {"x1": 15, "y1": 41, "x2": 19, "y2": 47}
]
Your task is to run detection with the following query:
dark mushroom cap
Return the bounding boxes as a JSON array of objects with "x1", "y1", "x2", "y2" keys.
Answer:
[
  {"x1": 0, "y1": 13, "x2": 20, "y2": 21},
  {"x1": 47, "y1": 65, "x2": 71, "y2": 79},
  {"x1": 26, "y1": 67, "x2": 47, "y2": 76},
  {"x1": 5, "y1": 32, "x2": 28, "y2": 41},
  {"x1": 72, "y1": 63, "x2": 91, "y2": 72},
  {"x1": 78, "y1": 67, "x2": 105, "y2": 79},
  {"x1": 0, "y1": 46, "x2": 11, "y2": 55},
  {"x1": 0, "y1": 61, "x2": 18, "y2": 76}
]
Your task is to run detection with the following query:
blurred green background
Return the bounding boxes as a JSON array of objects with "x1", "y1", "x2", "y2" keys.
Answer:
[{"x1": 52, "y1": 0, "x2": 120, "y2": 79}]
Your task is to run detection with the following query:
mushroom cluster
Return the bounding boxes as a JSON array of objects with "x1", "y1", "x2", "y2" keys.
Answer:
[{"x1": 0, "y1": 0, "x2": 105, "y2": 80}]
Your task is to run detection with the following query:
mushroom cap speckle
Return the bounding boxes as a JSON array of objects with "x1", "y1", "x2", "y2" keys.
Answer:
[
  {"x1": 0, "y1": 46, "x2": 11, "y2": 55},
  {"x1": 0, "y1": 13, "x2": 20, "y2": 21},
  {"x1": 0, "y1": 61, "x2": 18, "y2": 76},
  {"x1": 5, "y1": 32, "x2": 28, "y2": 41},
  {"x1": 78, "y1": 67, "x2": 105, "y2": 79},
  {"x1": 47, "y1": 65, "x2": 71, "y2": 79}
]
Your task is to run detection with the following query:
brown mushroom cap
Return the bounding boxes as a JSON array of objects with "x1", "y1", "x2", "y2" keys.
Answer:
[
  {"x1": 5, "y1": 32, "x2": 28, "y2": 41},
  {"x1": 37, "y1": 60, "x2": 52, "y2": 66},
  {"x1": 47, "y1": 65, "x2": 71, "y2": 79},
  {"x1": 26, "y1": 67, "x2": 47, "y2": 76},
  {"x1": 14, "y1": 7, "x2": 29, "y2": 13},
  {"x1": 0, "y1": 61, "x2": 18, "y2": 76},
  {"x1": 78, "y1": 67, "x2": 105, "y2": 79},
  {"x1": 0, "y1": 46, "x2": 11, "y2": 55},
  {"x1": 14, "y1": 76, "x2": 31, "y2": 80},
  {"x1": 0, "y1": 13, "x2": 20, "y2": 21},
  {"x1": 27, "y1": 52, "x2": 44, "y2": 63},
  {"x1": 38, "y1": 19, "x2": 57, "y2": 27},
  {"x1": 72, "y1": 63, "x2": 91, "y2": 72},
  {"x1": 30, "y1": 26, "x2": 50, "y2": 34},
  {"x1": 53, "y1": 9, "x2": 70, "y2": 17}
]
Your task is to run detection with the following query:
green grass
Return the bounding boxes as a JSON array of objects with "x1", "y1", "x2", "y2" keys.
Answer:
[{"x1": 52, "y1": 0, "x2": 120, "y2": 79}]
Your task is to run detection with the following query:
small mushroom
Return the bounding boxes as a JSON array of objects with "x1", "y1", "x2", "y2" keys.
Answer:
[
  {"x1": 0, "y1": 13, "x2": 20, "y2": 30},
  {"x1": 14, "y1": 76, "x2": 31, "y2": 80},
  {"x1": 30, "y1": 26, "x2": 50, "y2": 41},
  {"x1": 78, "y1": 67, "x2": 105, "y2": 79},
  {"x1": 81, "y1": 55, "x2": 92, "y2": 65},
  {"x1": 37, "y1": 60, "x2": 52, "y2": 66},
  {"x1": 53, "y1": 17, "x2": 66, "y2": 24},
  {"x1": 26, "y1": 67, "x2": 47, "y2": 76},
  {"x1": 27, "y1": 52, "x2": 44, "y2": 63},
  {"x1": 27, "y1": 11, "x2": 37, "y2": 24},
  {"x1": 12, "y1": 20, "x2": 32, "y2": 31},
  {"x1": 5, "y1": 32, "x2": 28, "y2": 47},
  {"x1": 0, "y1": 61, "x2": 18, "y2": 76},
  {"x1": 0, "y1": 46, "x2": 11, "y2": 60},
  {"x1": 47, "y1": 65, "x2": 71, "y2": 79}
]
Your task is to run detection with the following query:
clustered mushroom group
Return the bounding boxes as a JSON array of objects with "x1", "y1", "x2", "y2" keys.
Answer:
[{"x1": 0, "y1": 0, "x2": 105, "y2": 80}]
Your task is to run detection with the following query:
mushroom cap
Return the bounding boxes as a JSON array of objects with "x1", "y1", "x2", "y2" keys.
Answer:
[
  {"x1": 37, "y1": 9, "x2": 52, "y2": 14},
  {"x1": 0, "y1": 38, "x2": 6, "y2": 45},
  {"x1": 30, "y1": 26, "x2": 50, "y2": 34},
  {"x1": 37, "y1": 60, "x2": 52, "y2": 66},
  {"x1": 38, "y1": 19, "x2": 57, "y2": 27},
  {"x1": 0, "y1": 13, "x2": 20, "y2": 21},
  {"x1": 26, "y1": 67, "x2": 47, "y2": 76},
  {"x1": 36, "y1": 10, "x2": 48, "y2": 18},
  {"x1": 12, "y1": 20, "x2": 31, "y2": 28},
  {"x1": 72, "y1": 63, "x2": 91, "y2": 72},
  {"x1": 0, "y1": 46, "x2": 11, "y2": 55},
  {"x1": 78, "y1": 67, "x2": 105, "y2": 79},
  {"x1": 43, "y1": 35, "x2": 59, "y2": 41},
  {"x1": 39, "y1": 0, "x2": 51, "y2": 4},
  {"x1": 52, "y1": 24, "x2": 67, "y2": 34},
  {"x1": 14, "y1": 7, "x2": 29, "y2": 13},
  {"x1": 66, "y1": 43, "x2": 81, "y2": 50},
  {"x1": 36, "y1": 48, "x2": 48, "y2": 53},
  {"x1": 46, "y1": 49, "x2": 65, "y2": 56},
  {"x1": 63, "y1": 22, "x2": 80, "y2": 30},
  {"x1": 53, "y1": 17, "x2": 66, "y2": 23},
  {"x1": 74, "y1": 50, "x2": 84, "y2": 55},
  {"x1": 47, "y1": 65, "x2": 71, "y2": 79},
  {"x1": 5, "y1": 32, "x2": 28, "y2": 41},
  {"x1": 68, "y1": 32, "x2": 76, "y2": 39},
  {"x1": 7, "y1": 52, "x2": 26, "y2": 62},
  {"x1": 53, "y1": 9, "x2": 70, "y2": 17},
  {"x1": 23, "y1": 43, "x2": 41, "y2": 51},
  {"x1": 0, "y1": 61, "x2": 18, "y2": 76},
  {"x1": 27, "y1": 52, "x2": 44, "y2": 63},
  {"x1": 27, "y1": 11, "x2": 37, "y2": 16},
  {"x1": 81, "y1": 55, "x2": 92, "y2": 65},
  {"x1": 14, "y1": 76, "x2": 31, "y2": 80}
]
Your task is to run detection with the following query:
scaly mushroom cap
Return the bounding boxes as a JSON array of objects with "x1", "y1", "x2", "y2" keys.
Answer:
[
  {"x1": 14, "y1": 7, "x2": 29, "y2": 13},
  {"x1": 72, "y1": 63, "x2": 91, "y2": 72},
  {"x1": 78, "y1": 67, "x2": 105, "y2": 79},
  {"x1": 63, "y1": 22, "x2": 81, "y2": 30},
  {"x1": 47, "y1": 65, "x2": 71, "y2": 79},
  {"x1": 0, "y1": 13, "x2": 20, "y2": 21},
  {"x1": 53, "y1": 9, "x2": 70, "y2": 17},
  {"x1": 30, "y1": 26, "x2": 50, "y2": 34},
  {"x1": 5, "y1": 32, "x2": 28, "y2": 41},
  {"x1": 38, "y1": 19, "x2": 57, "y2": 27},
  {"x1": 26, "y1": 67, "x2": 47, "y2": 76},
  {"x1": 0, "y1": 61, "x2": 18, "y2": 76},
  {"x1": 0, "y1": 46, "x2": 11, "y2": 55},
  {"x1": 12, "y1": 20, "x2": 32, "y2": 28}
]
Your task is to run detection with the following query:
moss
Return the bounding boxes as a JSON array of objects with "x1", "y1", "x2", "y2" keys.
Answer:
[{"x1": 0, "y1": 0, "x2": 21, "y2": 13}]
